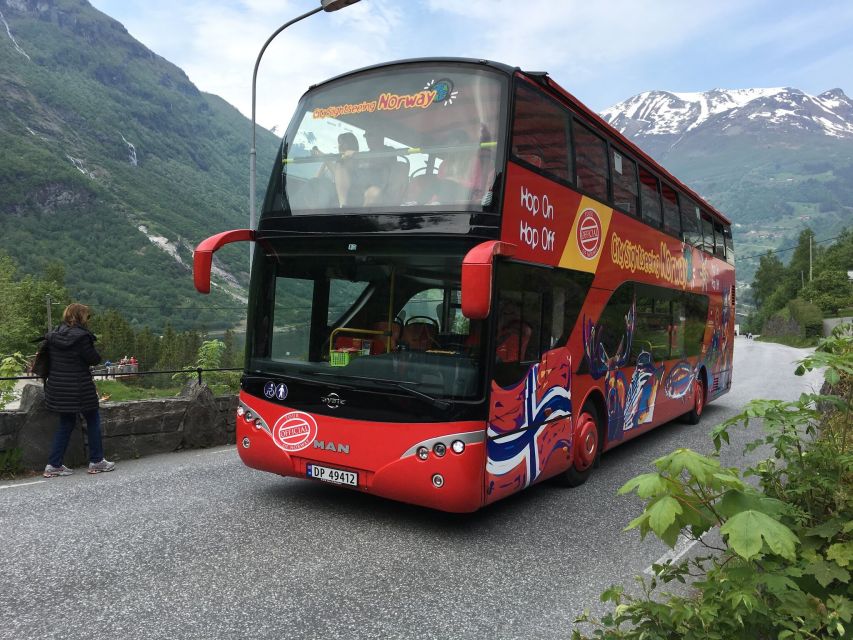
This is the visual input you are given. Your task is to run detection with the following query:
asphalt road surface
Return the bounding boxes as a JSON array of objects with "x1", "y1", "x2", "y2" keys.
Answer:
[{"x1": 0, "y1": 338, "x2": 824, "y2": 640}]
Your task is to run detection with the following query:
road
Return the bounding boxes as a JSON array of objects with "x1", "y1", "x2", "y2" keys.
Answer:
[{"x1": 0, "y1": 338, "x2": 824, "y2": 640}]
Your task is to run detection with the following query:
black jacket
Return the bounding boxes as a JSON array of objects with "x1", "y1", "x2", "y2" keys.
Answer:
[{"x1": 43, "y1": 323, "x2": 100, "y2": 413}]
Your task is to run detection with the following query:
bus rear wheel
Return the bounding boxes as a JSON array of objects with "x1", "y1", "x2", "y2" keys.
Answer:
[
  {"x1": 556, "y1": 402, "x2": 600, "y2": 487},
  {"x1": 684, "y1": 377, "x2": 705, "y2": 425}
]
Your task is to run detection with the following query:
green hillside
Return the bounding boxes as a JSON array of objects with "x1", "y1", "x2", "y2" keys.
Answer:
[
  {"x1": 641, "y1": 130, "x2": 853, "y2": 287},
  {"x1": 0, "y1": 0, "x2": 279, "y2": 330}
]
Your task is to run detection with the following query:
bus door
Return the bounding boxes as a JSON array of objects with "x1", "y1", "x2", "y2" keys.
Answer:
[{"x1": 483, "y1": 262, "x2": 590, "y2": 505}]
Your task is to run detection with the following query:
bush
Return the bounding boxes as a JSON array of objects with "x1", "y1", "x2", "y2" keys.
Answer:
[
  {"x1": 573, "y1": 327, "x2": 853, "y2": 639},
  {"x1": 789, "y1": 298, "x2": 824, "y2": 338}
]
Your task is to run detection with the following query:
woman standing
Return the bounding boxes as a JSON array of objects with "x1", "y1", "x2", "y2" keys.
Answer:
[{"x1": 43, "y1": 303, "x2": 115, "y2": 477}]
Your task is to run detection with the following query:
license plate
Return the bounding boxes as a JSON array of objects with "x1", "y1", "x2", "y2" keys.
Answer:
[{"x1": 307, "y1": 464, "x2": 358, "y2": 486}]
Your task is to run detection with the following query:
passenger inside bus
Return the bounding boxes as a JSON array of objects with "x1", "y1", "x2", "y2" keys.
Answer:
[
  {"x1": 433, "y1": 129, "x2": 485, "y2": 203},
  {"x1": 331, "y1": 132, "x2": 362, "y2": 206},
  {"x1": 362, "y1": 129, "x2": 409, "y2": 206}
]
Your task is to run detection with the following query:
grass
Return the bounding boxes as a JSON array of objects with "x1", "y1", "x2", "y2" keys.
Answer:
[
  {"x1": 756, "y1": 334, "x2": 819, "y2": 348},
  {"x1": 95, "y1": 379, "x2": 181, "y2": 402}
]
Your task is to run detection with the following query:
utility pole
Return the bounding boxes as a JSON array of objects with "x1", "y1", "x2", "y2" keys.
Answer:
[
  {"x1": 809, "y1": 234, "x2": 813, "y2": 282},
  {"x1": 45, "y1": 294, "x2": 52, "y2": 331}
]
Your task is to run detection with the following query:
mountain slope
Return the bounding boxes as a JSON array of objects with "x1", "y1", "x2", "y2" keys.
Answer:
[
  {"x1": 601, "y1": 87, "x2": 853, "y2": 286},
  {"x1": 0, "y1": 0, "x2": 279, "y2": 330}
]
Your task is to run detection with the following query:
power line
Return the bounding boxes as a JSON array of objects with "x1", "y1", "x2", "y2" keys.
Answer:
[{"x1": 737, "y1": 234, "x2": 844, "y2": 262}]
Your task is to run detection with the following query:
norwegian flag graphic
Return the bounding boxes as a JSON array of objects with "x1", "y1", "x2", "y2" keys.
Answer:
[{"x1": 487, "y1": 349, "x2": 573, "y2": 493}]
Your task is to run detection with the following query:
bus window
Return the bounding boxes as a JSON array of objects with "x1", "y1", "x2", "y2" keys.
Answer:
[
  {"x1": 611, "y1": 149, "x2": 639, "y2": 216},
  {"x1": 713, "y1": 221, "x2": 727, "y2": 260},
  {"x1": 661, "y1": 183, "x2": 680, "y2": 237},
  {"x1": 277, "y1": 64, "x2": 506, "y2": 213},
  {"x1": 493, "y1": 262, "x2": 593, "y2": 386},
  {"x1": 573, "y1": 120, "x2": 609, "y2": 202},
  {"x1": 638, "y1": 167, "x2": 661, "y2": 227},
  {"x1": 680, "y1": 197, "x2": 702, "y2": 248},
  {"x1": 511, "y1": 84, "x2": 571, "y2": 182},
  {"x1": 593, "y1": 283, "x2": 634, "y2": 369},
  {"x1": 634, "y1": 285, "x2": 674, "y2": 362},
  {"x1": 701, "y1": 213, "x2": 715, "y2": 254},
  {"x1": 272, "y1": 276, "x2": 315, "y2": 361},
  {"x1": 682, "y1": 292, "x2": 709, "y2": 356},
  {"x1": 723, "y1": 224, "x2": 735, "y2": 265}
]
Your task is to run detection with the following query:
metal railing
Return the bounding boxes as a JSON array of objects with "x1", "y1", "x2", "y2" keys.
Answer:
[{"x1": 0, "y1": 367, "x2": 244, "y2": 386}]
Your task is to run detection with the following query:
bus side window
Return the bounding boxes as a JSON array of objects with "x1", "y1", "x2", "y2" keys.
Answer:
[
  {"x1": 632, "y1": 288, "x2": 671, "y2": 363},
  {"x1": 574, "y1": 120, "x2": 609, "y2": 202},
  {"x1": 679, "y1": 197, "x2": 702, "y2": 248},
  {"x1": 638, "y1": 166, "x2": 661, "y2": 227},
  {"x1": 713, "y1": 221, "x2": 727, "y2": 259},
  {"x1": 511, "y1": 84, "x2": 572, "y2": 182},
  {"x1": 612, "y1": 149, "x2": 639, "y2": 216},
  {"x1": 661, "y1": 183, "x2": 681, "y2": 237},
  {"x1": 701, "y1": 212, "x2": 715, "y2": 255},
  {"x1": 683, "y1": 292, "x2": 709, "y2": 356},
  {"x1": 723, "y1": 224, "x2": 735, "y2": 265}
]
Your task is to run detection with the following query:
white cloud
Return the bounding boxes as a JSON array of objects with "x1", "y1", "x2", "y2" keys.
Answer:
[{"x1": 89, "y1": 0, "x2": 850, "y2": 125}]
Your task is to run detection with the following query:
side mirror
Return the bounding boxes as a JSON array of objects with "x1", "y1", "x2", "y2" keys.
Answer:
[
  {"x1": 193, "y1": 229, "x2": 256, "y2": 294},
  {"x1": 461, "y1": 241, "x2": 516, "y2": 319}
]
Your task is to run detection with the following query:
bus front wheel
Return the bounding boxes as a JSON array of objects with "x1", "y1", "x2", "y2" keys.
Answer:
[
  {"x1": 684, "y1": 376, "x2": 705, "y2": 425},
  {"x1": 556, "y1": 402, "x2": 600, "y2": 487}
]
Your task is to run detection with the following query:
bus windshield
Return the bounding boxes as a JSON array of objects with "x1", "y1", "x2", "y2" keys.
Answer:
[
  {"x1": 276, "y1": 64, "x2": 506, "y2": 213},
  {"x1": 250, "y1": 242, "x2": 485, "y2": 401}
]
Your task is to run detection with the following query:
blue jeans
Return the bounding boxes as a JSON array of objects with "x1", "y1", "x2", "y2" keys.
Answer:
[{"x1": 48, "y1": 409, "x2": 104, "y2": 466}]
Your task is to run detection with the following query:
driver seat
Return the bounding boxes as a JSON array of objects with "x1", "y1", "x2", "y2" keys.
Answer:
[{"x1": 401, "y1": 322, "x2": 436, "y2": 351}]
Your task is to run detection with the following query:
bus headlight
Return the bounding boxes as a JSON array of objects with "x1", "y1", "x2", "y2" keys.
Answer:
[
  {"x1": 432, "y1": 474, "x2": 444, "y2": 488},
  {"x1": 417, "y1": 447, "x2": 429, "y2": 460},
  {"x1": 433, "y1": 442, "x2": 446, "y2": 457},
  {"x1": 451, "y1": 440, "x2": 465, "y2": 454}
]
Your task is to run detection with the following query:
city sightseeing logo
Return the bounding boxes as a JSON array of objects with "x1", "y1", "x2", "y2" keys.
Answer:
[
  {"x1": 423, "y1": 78, "x2": 458, "y2": 105},
  {"x1": 272, "y1": 411, "x2": 318, "y2": 452}
]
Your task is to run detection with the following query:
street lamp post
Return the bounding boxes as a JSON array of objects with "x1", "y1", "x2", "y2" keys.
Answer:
[{"x1": 249, "y1": 0, "x2": 362, "y2": 269}]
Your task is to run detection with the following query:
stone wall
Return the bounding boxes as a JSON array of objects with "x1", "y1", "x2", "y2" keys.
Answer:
[{"x1": 0, "y1": 381, "x2": 237, "y2": 470}]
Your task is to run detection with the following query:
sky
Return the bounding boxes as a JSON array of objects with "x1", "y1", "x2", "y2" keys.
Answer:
[{"x1": 87, "y1": 0, "x2": 853, "y2": 132}]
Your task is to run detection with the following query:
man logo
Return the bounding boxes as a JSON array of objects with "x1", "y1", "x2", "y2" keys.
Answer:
[
  {"x1": 314, "y1": 440, "x2": 350, "y2": 454},
  {"x1": 322, "y1": 392, "x2": 346, "y2": 409}
]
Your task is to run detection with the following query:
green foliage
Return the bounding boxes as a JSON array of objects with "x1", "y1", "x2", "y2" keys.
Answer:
[
  {"x1": 0, "y1": 251, "x2": 68, "y2": 355},
  {"x1": 0, "y1": 353, "x2": 27, "y2": 410},
  {"x1": 0, "y1": 448, "x2": 24, "y2": 480},
  {"x1": 801, "y1": 270, "x2": 853, "y2": 316},
  {"x1": 574, "y1": 329, "x2": 853, "y2": 639},
  {"x1": 172, "y1": 339, "x2": 240, "y2": 393},
  {"x1": 0, "y1": 1, "x2": 279, "y2": 331},
  {"x1": 95, "y1": 379, "x2": 180, "y2": 402},
  {"x1": 752, "y1": 229, "x2": 853, "y2": 340}
]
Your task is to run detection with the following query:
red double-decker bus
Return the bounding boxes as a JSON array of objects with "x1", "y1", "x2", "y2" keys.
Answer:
[{"x1": 194, "y1": 59, "x2": 735, "y2": 512}]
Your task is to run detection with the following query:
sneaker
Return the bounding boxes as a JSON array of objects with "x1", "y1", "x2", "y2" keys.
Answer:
[
  {"x1": 88, "y1": 459, "x2": 116, "y2": 474},
  {"x1": 44, "y1": 464, "x2": 73, "y2": 478}
]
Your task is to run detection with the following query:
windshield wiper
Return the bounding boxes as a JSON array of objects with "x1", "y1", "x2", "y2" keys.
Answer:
[{"x1": 391, "y1": 382, "x2": 450, "y2": 410}]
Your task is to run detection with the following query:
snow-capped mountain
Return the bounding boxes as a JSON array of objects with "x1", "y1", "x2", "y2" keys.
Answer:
[{"x1": 601, "y1": 87, "x2": 853, "y2": 141}]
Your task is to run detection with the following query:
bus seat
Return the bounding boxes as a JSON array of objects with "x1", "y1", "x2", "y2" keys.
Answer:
[
  {"x1": 384, "y1": 161, "x2": 410, "y2": 204},
  {"x1": 401, "y1": 322, "x2": 437, "y2": 351},
  {"x1": 518, "y1": 153, "x2": 543, "y2": 168},
  {"x1": 334, "y1": 335, "x2": 356, "y2": 350},
  {"x1": 495, "y1": 321, "x2": 532, "y2": 363},
  {"x1": 371, "y1": 320, "x2": 402, "y2": 354}
]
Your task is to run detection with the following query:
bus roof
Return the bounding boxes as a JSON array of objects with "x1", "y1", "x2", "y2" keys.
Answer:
[{"x1": 303, "y1": 57, "x2": 730, "y2": 226}]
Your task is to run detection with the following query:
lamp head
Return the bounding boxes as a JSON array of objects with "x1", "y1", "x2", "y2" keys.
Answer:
[{"x1": 321, "y1": 0, "x2": 361, "y2": 11}]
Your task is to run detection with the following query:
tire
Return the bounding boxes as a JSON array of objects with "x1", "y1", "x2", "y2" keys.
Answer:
[
  {"x1": 683, "y1": 376, "x2": 705, "y2": 425},
  {"x1": 555, "y1": 402, "x2": 601, "y2": 487}
]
